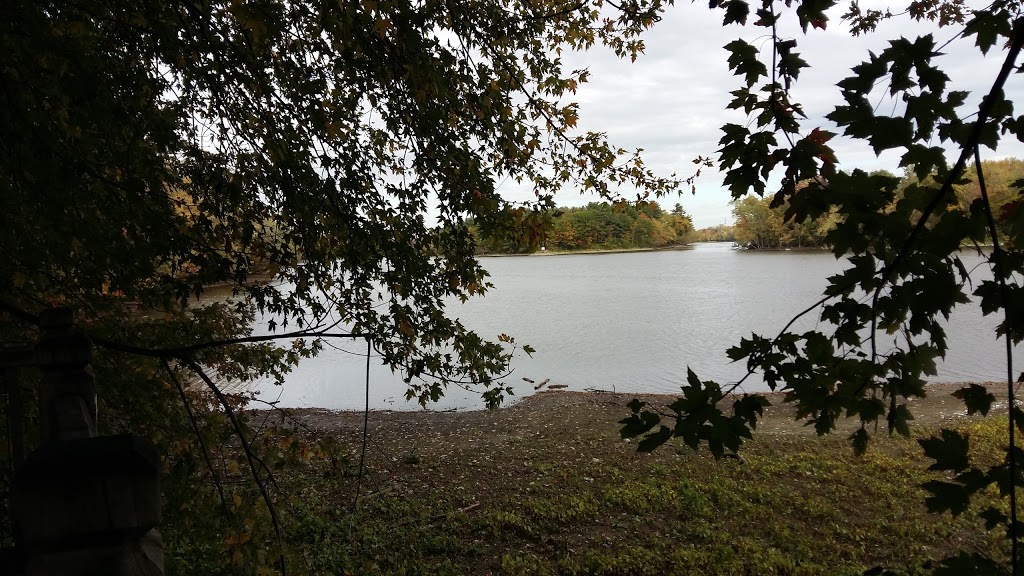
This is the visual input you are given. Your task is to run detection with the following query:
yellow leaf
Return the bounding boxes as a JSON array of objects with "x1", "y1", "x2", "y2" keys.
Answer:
[
  {"x1": 398, "y1": 319, "x2": 414, "y2": 337},
  {"x1": 373, "y1": 18, "x2": 393, "y2": 38},
  {"x1": 325, "y1": 121, "x2": 343, "y2": 139}
]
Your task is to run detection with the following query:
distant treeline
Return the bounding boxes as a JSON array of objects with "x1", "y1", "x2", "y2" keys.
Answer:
[
  {"x1": 471, "y1": 201, "x2": 696, "y2": 254},
  {"x1": 730, "y1": 194, "x2": 840, "y2": 249},
  {"x1": 694, "y1": 158, "x2": 1024, "y2": 250},
  {"x1": 694, "y1": 224, "x2": 736, "y2": 243}
]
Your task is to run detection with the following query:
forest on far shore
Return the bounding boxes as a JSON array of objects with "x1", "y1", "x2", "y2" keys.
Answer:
[
  {"x1": 470, "y1": 201, "x2": 696, "y2": 254},
  {"x1": 696, "y1": 158, "x2": 1024, "y2": 249}
]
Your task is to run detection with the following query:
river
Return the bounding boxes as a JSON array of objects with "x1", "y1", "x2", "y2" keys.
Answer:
[{"x1": 248, "y1": 242, "x2": 1009, "y2": 411}]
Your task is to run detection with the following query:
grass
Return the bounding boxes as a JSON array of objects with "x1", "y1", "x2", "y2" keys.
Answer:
[{"x1": 164, "y1": 393, "x2": 1017, "y2": 575}]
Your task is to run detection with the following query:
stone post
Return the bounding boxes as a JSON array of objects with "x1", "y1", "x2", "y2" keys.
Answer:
[
  {"x1": 11, "y1": 308, "x2": 164, "y2": 576},
  {"x1": 35, "y1": 307, "x2": 96, "y2": 442}
]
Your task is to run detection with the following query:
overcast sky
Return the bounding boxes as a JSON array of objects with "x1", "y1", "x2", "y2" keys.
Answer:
[{"x1": 495, "y1": 1, "x2": 1024, "y2": 229}]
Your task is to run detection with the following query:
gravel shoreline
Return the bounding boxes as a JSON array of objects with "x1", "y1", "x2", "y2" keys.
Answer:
[{"x1": 259, "y1": 381, "x2": 1009, "y2": 439}]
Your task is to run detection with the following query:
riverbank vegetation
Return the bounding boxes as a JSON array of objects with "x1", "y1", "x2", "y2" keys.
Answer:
[
  {"x1": 731, "y1": 194, "x2": 839, "y2": 249},
  {"x1": 470, "y1": 202, "x2": 696, "y2": 255},
  {"x1": 727, "y1": 159, "x2": 1024, "y2": 249},
  {"x1": 166, "y1": 391, "x2": 1013, "y2": 575}
]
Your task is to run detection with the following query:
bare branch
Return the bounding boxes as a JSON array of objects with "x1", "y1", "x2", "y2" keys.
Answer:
[
  {"x1": 93, "y1": 329, "x2": 367, "y2": 359},
  {"x1": 974, "y1": 145, "x2": 1018, "y2": 569},
  {"x1": 162, "y1": 359, "x2": 230, "y2": 518},
  {"x1": 353, "y1": 337, "x2": 371, "y2": 511},
  {"x1": 184, "y1": 358, "x2": 288, "y2": 576}
]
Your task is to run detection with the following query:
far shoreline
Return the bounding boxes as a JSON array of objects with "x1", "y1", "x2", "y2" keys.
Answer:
[
  {"x1": 476, "y1": 242, "x2": 846, "y2": 257},
  {"x1": 477, "y1": 244, "x2": 697, "y2": 257}
]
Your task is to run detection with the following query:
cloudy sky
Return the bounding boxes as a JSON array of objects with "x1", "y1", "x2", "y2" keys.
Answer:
[{"x1": 496, "y1": 0, "x2": 1024, "y2": 229}]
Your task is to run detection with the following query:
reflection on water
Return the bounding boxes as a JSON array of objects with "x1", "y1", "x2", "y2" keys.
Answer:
[{"x1": 247, "y1": 243, "x2": 1008, "y2": 411}]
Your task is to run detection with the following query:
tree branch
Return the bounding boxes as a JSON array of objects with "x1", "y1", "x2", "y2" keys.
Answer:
[
  {"x1": 869, "y1": 18, "x2": 1024, "y2": 355},
  {"x1": 523, "y1": 1, "x2": 587, "y2": 21},
  {"x1": 162, "y1": 359, "x2": 230, "y2": 518},
  {"x1": 184, "y1": 358, "x2": 288, "y2": 576},
  {"x1": 92, "y1": 329, "x2": 367, "y2": 358},
  {"x1": 353, "y1": 337, "x2": 372, "y2": 511},
  {"x1": 974, "y1": 144, "x2": 1018, "y2": 572}
]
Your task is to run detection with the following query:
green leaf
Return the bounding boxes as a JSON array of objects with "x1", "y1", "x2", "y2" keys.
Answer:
[
  {"x1": 952, "y1": 384, "x2": 996, "y2": 416},
  {"x1": 718, "y1": 127, "x2": 777, "y2": 197},
  {"x1": 899, "y1": 144, "x2": 948, "y2": 182},
  {"x1": 921, "y1": 480, "x2": 971, "y2": 516},
  {"x1": 837, "y1": 52, "x2": 888, "y2": 93},
  {"x1": 867, "y1": 117, "x2": 915, "y2": 154},
  {"x1": 619, "y1": 410, "x2": 660, "y2": 439},
  {"x1": 918, "y1": 429, "x2": 970, "y2": 472},
  {"x1": 931, "y1": 551, "x2": 1005, "y2": 575},
  {"x1": 1012, "y1": 406, "x2": 1024, "y2": 435},
  {"x1": 804, "y1": 331, "x2": 834, "y2": 364},
  {"x1": 637, "y1": 425, "x2": 673, "y2": 452},
  {"x1": 723, "y1": 39, "x2": 768, "y2": 86},
  {"x1": 849, "y1": 427, "x2": 870, "y2": 455},
  {"x1": 721, "y1": 0, "x2": 750, "y2": 26},
  {"x1": 776, "y1": 39, "x2": 809, "y2": 85},
  {"x1": 733, "y1": 394, "x2": 770, "y2": 429},
  {"x1": 964, "y1": 9, "x2": 1014, "y2": 55},
  {"x1": 686, "y1": 366, "x2": 702, "y2": 389},
  {"x1": 795, "y1": 0, "x2": 837, "y2": 31},
  {"x1": 854, "y1": 396, "x2": 886, "y2": 424},
  {"x1": 887, "y1": 403, "x2": 914, "y2": 436}
]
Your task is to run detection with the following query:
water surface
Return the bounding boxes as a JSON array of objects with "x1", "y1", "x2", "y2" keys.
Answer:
[{"x1": 251, "y1": 243, "x2": 1007, "y2": 410}]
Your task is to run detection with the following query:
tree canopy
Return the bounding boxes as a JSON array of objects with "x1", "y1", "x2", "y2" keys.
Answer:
[
  {"x1": 0, "y1": 0, "x2": 686, "y2": 571},
  {"x1": 6, "y1": 0, "x2": 1024, "y2": 573},
  {"x1": 695, "y1": 223, "x2": 738, "y2": 242},
  {"x1": 619, "y1": 1, "x2": 1024, "y2": 573},
  {"x1": 0, "y1": 0, "x2": 686, "y2": 404}
]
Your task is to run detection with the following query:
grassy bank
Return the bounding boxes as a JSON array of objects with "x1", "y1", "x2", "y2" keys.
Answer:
[{"x1": 171, "y1": 390, "x2": 1014, "y2": 575}]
